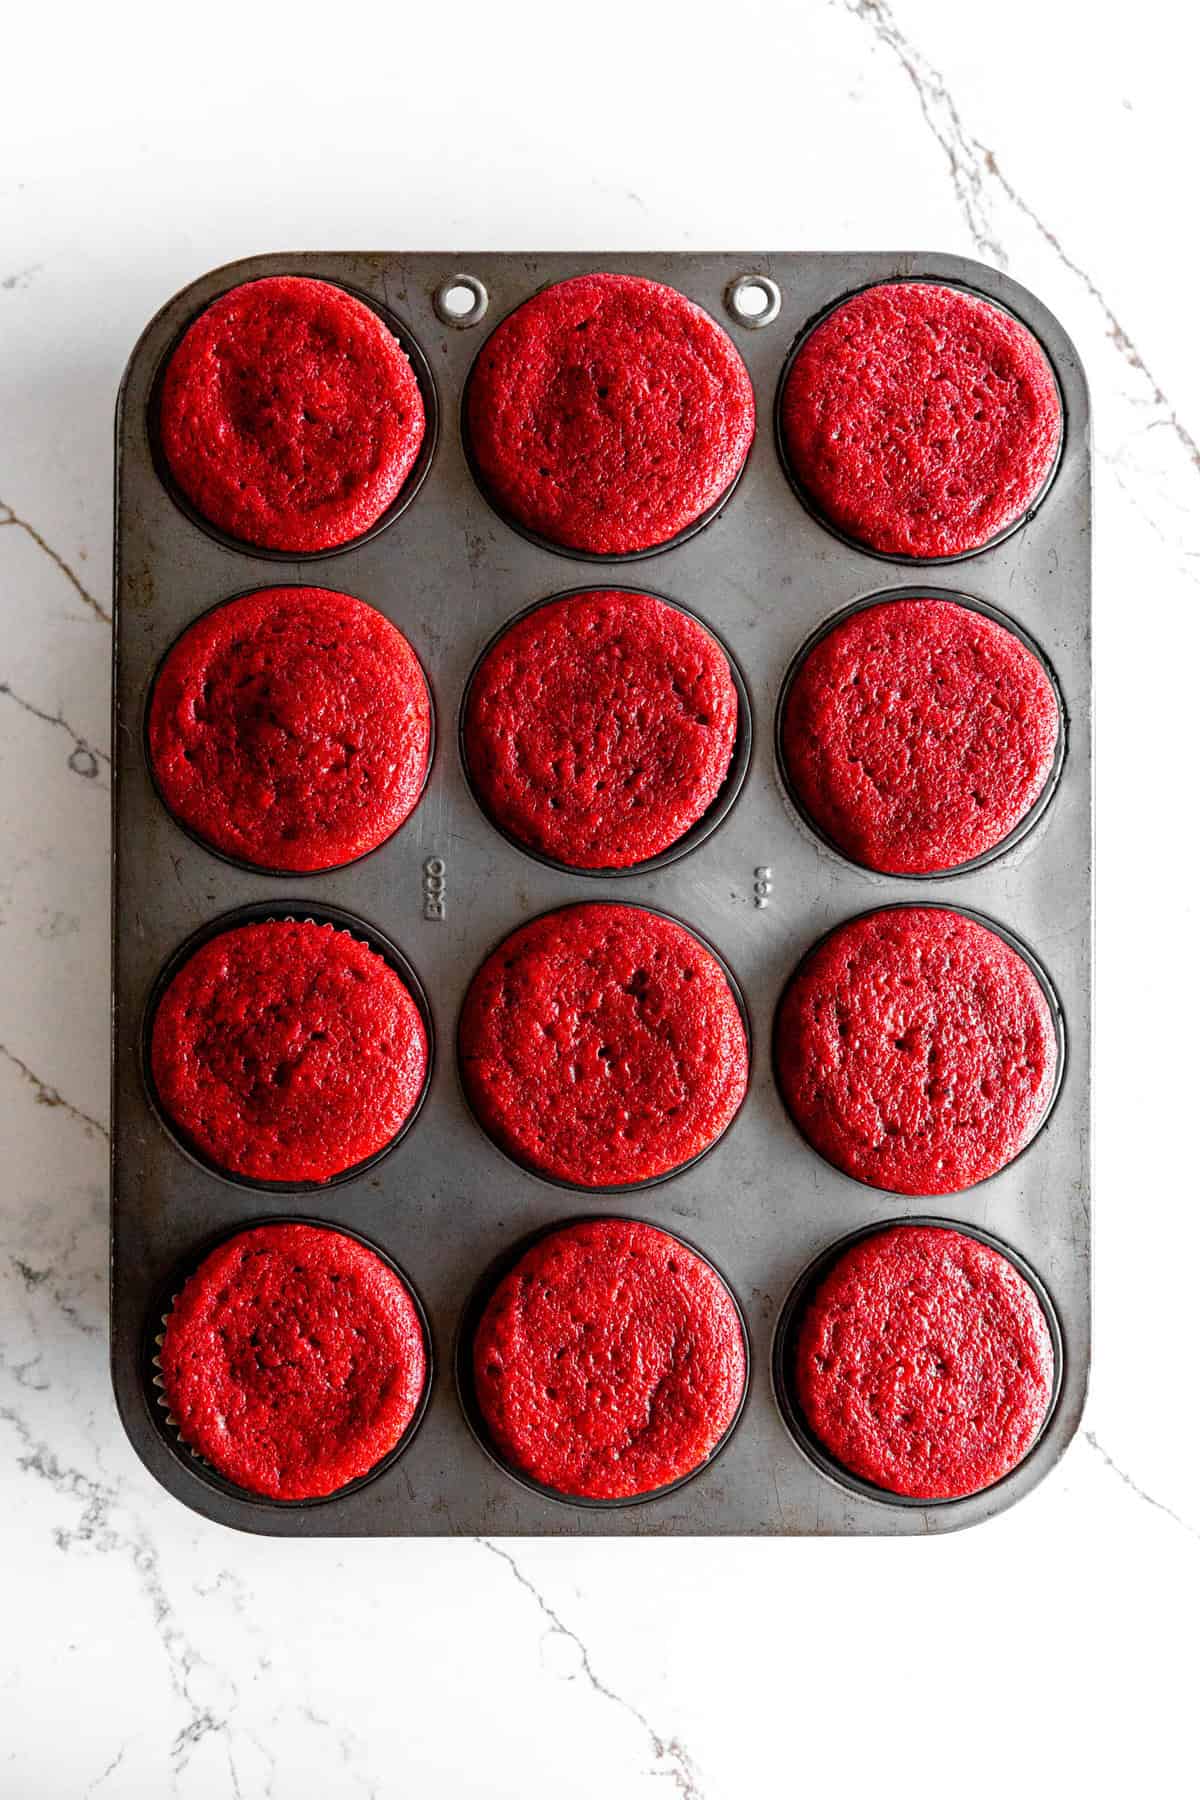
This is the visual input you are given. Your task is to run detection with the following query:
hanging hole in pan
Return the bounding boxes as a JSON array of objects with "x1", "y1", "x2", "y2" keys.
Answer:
[
  {"x1": 725, "y1": 272, "x2": 781, "y2": 329},
  {"x1": 435, "y1": 274, "x2": 489, "y2": 328}
]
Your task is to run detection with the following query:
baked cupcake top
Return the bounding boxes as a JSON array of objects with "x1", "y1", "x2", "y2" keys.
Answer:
[
  {"x1": 149, "y1": 587, "x2": 431, "y2": 873},
  {"x1": 474, "y1": 1218, "x2": 746, "y2": 1500},
  {"x1": 463, "y1": 589, "x2": 739, "y2": 869},
  {"x1": 150, "y1": 918, "x2": 427, "y2": 1183},
  {"x1": 779, "y1": 596, "x2": 1059, "y2": 873},
  {"x1": 779, "y1": 281, "x2": 1061, "y2": 559},
  {"x1": 794, "y1": 1224, "x2": 1055, "y2": 1499},
  {"x1": 459, "y1": 903, "x2": 748, "y2": 1187},
  {"x1": 775, "y1": 906, "x2": 1056, "y2": 1194},
  {"x1": 465, "y1": 273, "x2": 755, "y2": 555},
  {"x1": 159, "y1": 1223, "x2": 427, "y2": 1500},
  {"x1": 158, "y1": 276, "x2": 426, "y2": 552}
]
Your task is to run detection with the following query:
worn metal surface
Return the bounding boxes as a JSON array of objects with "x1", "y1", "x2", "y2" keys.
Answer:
[{"x1": 111, "y1": 251, "x2": 1092, "y2": 1536}]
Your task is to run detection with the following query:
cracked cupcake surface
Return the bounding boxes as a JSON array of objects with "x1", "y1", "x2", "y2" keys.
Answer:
[
  {"x1": 159, "y1": 1223, "x2": 427, "y2": 1499},
  {"x1": 459, "y1": 903, "x2": 748, "y2": 1187},
  {"x1": 775, "y1": 906, "x2": 1056, "y2": 1194},
  {"x1": 794, "y1": 1224, "x2": 1055, "y2": 1499},
  {"x1": 464, "y1": 589, "x2": 739, "y2": 868},
  {"x1": 148, "y1": 586, "x2": 431, "y2": 873},
  {"x1": 158, "y1": 275, "x2": 426, "y2": 552},
  {"x1": 780, "y1": 596, "x2": 1059, "y2": 873},
  {"x1": 474, "y1": 1218, "x2": 746, "y2": 1499},
  {"x1": 465, "y1": 273, "x2": 755, "y2": 555},
  {"x1": 779, "y1": 281, "x2": 1061, "y2": 558},
  {"x1": 150, "y1": 919, "x2": 427, "y2": 1183}
]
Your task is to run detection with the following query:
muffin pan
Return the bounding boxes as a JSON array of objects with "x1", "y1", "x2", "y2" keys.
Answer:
[{"x1": 111, "y1": 251, "x2": 1091, "y2": 1535}]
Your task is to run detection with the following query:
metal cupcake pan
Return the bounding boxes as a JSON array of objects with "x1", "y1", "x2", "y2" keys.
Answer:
[{"x1": 111, "y1": 250, "x2": 1091, "y2": 1536}]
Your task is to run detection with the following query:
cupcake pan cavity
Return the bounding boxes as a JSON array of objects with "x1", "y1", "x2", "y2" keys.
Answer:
[
  {"x1": 458, "y1": 588, "x2": 753, "y2": 879},
  {"x1": 772, "y1": 276, "x2": 1066, "y2": 566},
  {"x1": 771, "y1": 901, "x2": 1068, "y2": 1197},
  {"x1": 771, "y1": 1216, "x2": 1065, "y2": 1508},
  {"x1": 145, "y1": 1216, "x2": 435, "y2": 1508},
  {"x1": 453, "y1": 1215, "x2": 751, "y2": 1511},
  {"x1": 140, "y1": 902, "x2": 435, "y2": 1194},
  {"x1": 146, "y1": 276, "x2": 440, "y2": 561},
  {"x1": 112, "y1": 250, "x2": 1091, "y2": 1536},
  {"x1": 454, "y1": 900, "x2": 753, "y2": 1196},
  {"x1": 143, "y1": 586, "x2": 437, "y2": 880},
  {"x1": 774, "y1": 588, "x2": 1067, "y2": 880}
]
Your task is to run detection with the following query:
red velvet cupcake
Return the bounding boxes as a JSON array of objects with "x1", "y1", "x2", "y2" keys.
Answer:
[
  {"x1": 793, "y1": 1224, "x2": 1055, "y2": 1499},
  {"x1": 158, "y1": 276, "x2": 426, "y2": 552},
  {"x1": 779, "y1": 596, "x2": 1060, "y2": 873},
  {"x1": 775, "y1": 906, "x2": 1057, "y2": 1194},
  {"x1": 473, "y1": 1218, "x2": 746, "y2": 1500},
  {"x1": 148, "y1": 587, "x2": 431, "y2": 873},
  {"x1": 158, "y1": 1223, "x2": 427, "y2": 1499},
  {"x1": 150, "y1": 918, "x2": 427, "y2": 1183},
  {"x1": 459, "y1": 903, "x2": 748, "y2": 1187},
  {"x1": 463, "y1": 589, "x2": 740, "y2": 868},
  {"x1": 779, "y1": 282, "x2": 1061, "y2": 558},
  {"x1": 465, "y1": 273, "x2": 754, "y2": 555}
]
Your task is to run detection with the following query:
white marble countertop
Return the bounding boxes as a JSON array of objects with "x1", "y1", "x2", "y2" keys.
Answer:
[{"x1": 2, "y1": 1, "x2": 1195, "y2": 1792}]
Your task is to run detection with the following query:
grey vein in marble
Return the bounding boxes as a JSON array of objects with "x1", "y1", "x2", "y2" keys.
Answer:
[
  {"x1": 0, "y1": 679, "x2": 110, "y2": 782},
  {"x1": 1, "y1": 264, "x2": 42, "y2": 291},
  {"x1": 0, "y1": 1041, "x2": 109, "y2": 1140},
  {"x1": 1085, "y1": 1433, "x2": 1200, "y2": 1544},
  {"x1": 0, "y1": 498, "x2": 111, "y2": 624},
  {"x1": 478, "y1": 1539, "x2": 705, "y2": 1800},
  {"x1": 12, "y1": 1254, "x2": 101, "y2": 1339},
  {"x1": 0, "y1": 1400, "x2": 244, "y2": 1793}
]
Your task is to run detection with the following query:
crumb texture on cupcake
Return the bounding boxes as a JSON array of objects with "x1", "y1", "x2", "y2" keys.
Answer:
[
  {"x1": 150, "y1": 918, "x2": 427, "y2": 1183},
  {"x1": 780, "y1": 596, "x2": 1059, "y2": 873},
  {"x1": 159, "y1": 275, "x2": 426, "y2": 552},
  {"x1": 149, "y1": 586, "x2": 431, "y2": 872},
  {"x1": 794, "y1": 1224, "x2": 1055, "y2": 1499},
  {"x1": 465, "y1": 273, "x2": 754, "y2": 555},
  {"x1": 159, "y1": 1223, "x2": 427, "y2": 1500},
  {"x1": 474, "y1": 1218, "x2": 745, "y2": 1500},
  {"x1": 779, "y1": 281, "x2": 1061, "y2": 558},
  {"x1": 464, "y1": 589, "x2": 739, "y2": 868},
  {"x1": 775, "y1": 906, "x2": 1056, "y2": 1194},
  {"x1": 459, "y1": 903, "x2": 748, "y2": 1187}
]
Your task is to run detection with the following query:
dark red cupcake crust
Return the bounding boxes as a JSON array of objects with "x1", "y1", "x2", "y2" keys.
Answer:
[
  {"x1": 465, "y1": 273, "x2": 755, "y2": 555},
  {"x1": 779, "y1": 596, "x2": 1060, "y2": 874},
  {"x1": 793, "y1": 1224, "x2": 1055, "y2": 1499},
  {"x1": 149, "y1": 587, "x2": 431, "y2": 873},
  {"x1": 775, "y1": 907, "x2": 1057, "y2": 1195},
  {"x1": 779, "y1": 281, "x2": 1061, "y2": 559},
  {"x1": 473, "y1": 1218, "x2": 746, "y2": 1500},
  {"x1": 159, "y1": 1223, "x2": 427, "y2": 1500},
  {"x1": 459, "y1": 903, "x2": 748, "y2": 1188},
  {"x1": 150, "y1": 918, "x2": 428, "y2": 1184},
  {"x1": 463, "y1": 589, "x2": 740, "y2": 869},
  {"x1": 158, "y1": 276, "x2": 426, "y2": 552}
]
